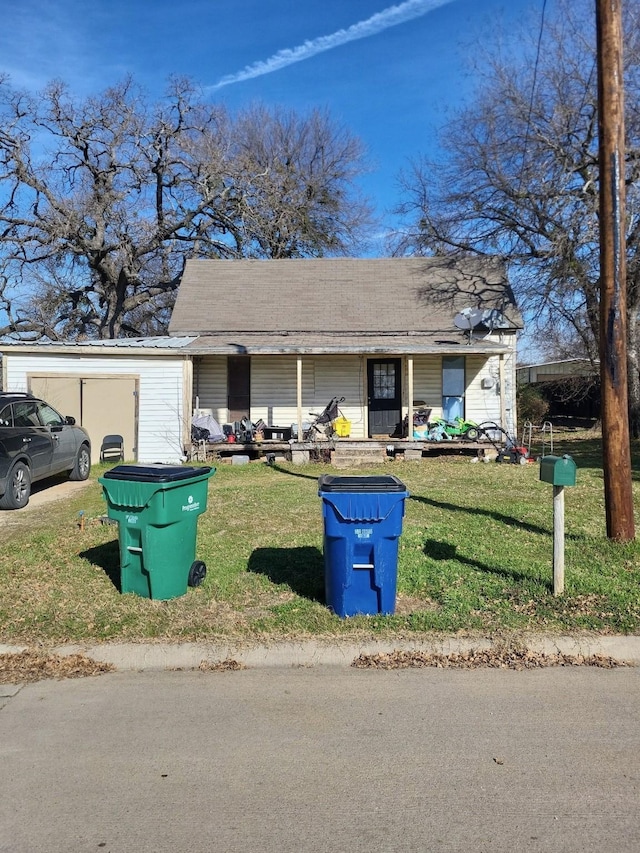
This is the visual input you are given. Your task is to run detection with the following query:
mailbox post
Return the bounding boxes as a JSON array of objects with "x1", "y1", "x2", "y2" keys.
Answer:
[{"x1": 539, "y1": 455, "x2": 577, "y2": 595}]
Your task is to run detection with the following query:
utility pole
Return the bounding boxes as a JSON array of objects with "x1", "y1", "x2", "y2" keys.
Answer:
[{"x1": 596, "y1": 0, "x2": 635, "y2": 541}]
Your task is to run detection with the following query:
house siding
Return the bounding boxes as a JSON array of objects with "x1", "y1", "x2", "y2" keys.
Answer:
[
  {"x1": 192, "y1": 356, "x2": 228, "y2": 424},
  {"x1": 252, "y1": 356, "x2": 315, "y2": 430},
  {"x1": 466, "y1": 355, "x2": 502, "y2": 426},
  {"x1": 189, "y1": 351, "x2": 514, "y2": 440},
  {"x1": 3, "y1": 353, "x2": 186, "y2": 464},
  {"x1": 412, "y1": 357, "x2": 442, "y2": 417},
  {"x1": 310, "y1": 356, "x2": 366, "y2": 439},
  {"x1": 193, "y1": 355, "x2": 367, "y2": 436},
  {"x1": 410, "y1": 354, "x2": 504, "y2": 426}
]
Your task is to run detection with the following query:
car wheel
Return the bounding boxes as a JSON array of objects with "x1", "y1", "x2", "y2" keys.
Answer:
[
  {"x1": 0, "y1": 462, "x2": 31, "y2": 510},
  {"x1": 69, "y1": 444, "x2": 91, "y2": 481},
  {"x1": 464, "y1": 427, "x2": 479, "y2": 441}
]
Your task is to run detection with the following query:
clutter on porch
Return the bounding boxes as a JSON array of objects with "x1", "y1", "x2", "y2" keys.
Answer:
[
  {"x1": 189, "y1": 410, "x2": 225, "y2": 461},
  {"x1": 186, "y1": 397, "x2": 527, "y2": 468}
]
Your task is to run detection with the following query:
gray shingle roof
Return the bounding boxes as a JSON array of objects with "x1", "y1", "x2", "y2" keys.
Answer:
[{"x1": 169, "y1": 257, "x2": 522, "y2": 339}]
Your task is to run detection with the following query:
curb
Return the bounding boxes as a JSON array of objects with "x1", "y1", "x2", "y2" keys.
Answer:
[{"x1": 3, "y1": 635, "x2": 640, "y2": 671}]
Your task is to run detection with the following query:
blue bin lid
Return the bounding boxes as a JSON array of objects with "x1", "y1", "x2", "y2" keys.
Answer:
[
  {"x1": 318, "y1": 474, "x2": 407, "y2": 493},
  {"x1": 103, "y1": 464, "x2": 212, "y2": 483}
]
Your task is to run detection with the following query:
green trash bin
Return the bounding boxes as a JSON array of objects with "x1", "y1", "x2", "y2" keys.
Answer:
[{"x1": 99, "y1": 464, "x2": 215, "y2": 600}]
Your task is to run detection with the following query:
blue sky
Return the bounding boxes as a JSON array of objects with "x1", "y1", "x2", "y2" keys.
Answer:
[{"x1": 1, "y1": 0, "x2": 550, "y2": 251}]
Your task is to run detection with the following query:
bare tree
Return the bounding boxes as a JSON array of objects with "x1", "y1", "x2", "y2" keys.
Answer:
[
  {"x1": 390, "y1": 1, "x2": 640, "y2": 434},
  {"x1": 0, "y1": 77, "x2": 234, "y2": 339},
  {"x1": 229, "y1": 104, "x2": 373, "y2": 258},
  {"x1": 0, "y1": 77, "x2": 373, "y2": 339}
]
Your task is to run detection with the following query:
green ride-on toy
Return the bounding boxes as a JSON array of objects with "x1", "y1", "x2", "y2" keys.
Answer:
[{"x1": 427, "y1": 416, "x2": 480, "y2": 441}]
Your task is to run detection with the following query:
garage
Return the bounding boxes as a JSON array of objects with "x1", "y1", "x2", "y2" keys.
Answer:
[
  {"x1": 0, "y1": 337, "x2": 196, "y2": 464},
  {"x1": 29, "y1": 375, "x2": 138, "y2": 465}
]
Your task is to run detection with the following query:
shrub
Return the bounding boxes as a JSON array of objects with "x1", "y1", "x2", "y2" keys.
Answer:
[{"x1": 517, "y1": 384, "x2": 549, "y2": 425}]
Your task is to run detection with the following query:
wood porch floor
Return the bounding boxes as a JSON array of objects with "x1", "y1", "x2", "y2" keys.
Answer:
[{"x1": 192, "y1": 436, "x2": 497, "y2": 465}]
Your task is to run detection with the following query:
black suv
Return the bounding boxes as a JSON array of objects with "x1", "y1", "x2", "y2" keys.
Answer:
[{"x1": 0, "y1": 392, "x2": 91, "y2": 509}]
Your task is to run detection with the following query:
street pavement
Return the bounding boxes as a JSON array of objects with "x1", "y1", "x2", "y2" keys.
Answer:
[
  {"x1": 1, "y1": 664, "x2": 639, "y2": 853},
  {"x1": 2, "y1": 480, "x2": 640, "y2": 850}
]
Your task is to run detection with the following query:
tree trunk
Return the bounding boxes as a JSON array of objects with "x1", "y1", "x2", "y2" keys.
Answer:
[{"x1": 627, "y1": 317, "x2": 640, "y2": 438}]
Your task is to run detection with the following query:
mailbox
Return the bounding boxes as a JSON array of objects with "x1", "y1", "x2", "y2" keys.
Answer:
[{"x1": 539, "y1": 454, "x2": 577, "y2": 487}]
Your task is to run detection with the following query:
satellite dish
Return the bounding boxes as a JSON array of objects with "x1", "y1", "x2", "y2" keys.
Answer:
[
  {"x1": 454, "y1": 307, "x2": 485, "y2": 330},
  {"x1": 482, "y1": 309, "x2": 510, "y2": 330},
  {"x1": 454, "y1": 311, "x2": 474, "y2": 330},
  {"x1": 468, "y1": 308, "x2": 485, "y2": 328}
]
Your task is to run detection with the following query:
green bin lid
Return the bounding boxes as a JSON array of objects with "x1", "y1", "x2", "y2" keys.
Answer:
[{"x1": 103, "y1": 464, "x2": 212, "y2": 483}]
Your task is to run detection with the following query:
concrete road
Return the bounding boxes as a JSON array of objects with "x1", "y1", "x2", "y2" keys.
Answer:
[{"x1": 1, "y1": 666, "x2": 639, "y2": 853}]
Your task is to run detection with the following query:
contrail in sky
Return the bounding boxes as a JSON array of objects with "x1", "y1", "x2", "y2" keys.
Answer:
[{"x1": 209, "y1": 0, "x2": 458, "y2": 90}]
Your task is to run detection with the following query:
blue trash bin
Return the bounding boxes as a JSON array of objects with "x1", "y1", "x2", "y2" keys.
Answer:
[{"x1": 318, "y1": 474, "x2": 409, "y2": 618}]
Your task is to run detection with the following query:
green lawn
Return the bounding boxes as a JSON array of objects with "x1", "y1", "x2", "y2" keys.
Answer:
[{"x1": 1, "y1": 434, "x2": 639, "y2": 645}]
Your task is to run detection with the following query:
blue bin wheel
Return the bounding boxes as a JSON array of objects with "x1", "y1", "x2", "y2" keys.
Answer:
[{"x1": 188, "y1": 560, "x2": 207, "y2": 587}]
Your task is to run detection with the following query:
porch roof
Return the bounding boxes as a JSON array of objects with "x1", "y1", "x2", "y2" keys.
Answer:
[{"x1": 184, "y1": 331, "x2": 513, "y2": 356}]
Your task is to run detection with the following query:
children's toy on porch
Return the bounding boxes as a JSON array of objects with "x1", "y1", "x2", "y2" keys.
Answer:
[
  {"x1": 411, "y1": 406, "x2": 433, "y2": 440},
  {"x1": 303, "y1": 396, "x2": 346, "y2": 440},
  {"x1": 423, "y1": 416, "x2": 479, "y2": 441}
]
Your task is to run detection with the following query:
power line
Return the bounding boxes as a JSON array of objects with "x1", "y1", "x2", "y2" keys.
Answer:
[{"x1": 517, "y1": 0, "x2": 549, "y2": 194}]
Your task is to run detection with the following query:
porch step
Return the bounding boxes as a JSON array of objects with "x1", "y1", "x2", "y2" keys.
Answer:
[{"x1": 331, "y1": 446, "x2": 387, "y2": 469}]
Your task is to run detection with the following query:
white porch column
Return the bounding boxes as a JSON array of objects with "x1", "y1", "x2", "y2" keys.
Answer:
[
  {"x1": 182, "y1": 357, "x2": 193, "y2": 452},
  {"x1": 296, "y1": 355, "x2": 303, "y2": 439},
  {"x1": 407, "y1": 356, "x2": 414, "y2": 440},
  {"x1": 499, "y1": 353, "x2": 506, "y2": 428}
]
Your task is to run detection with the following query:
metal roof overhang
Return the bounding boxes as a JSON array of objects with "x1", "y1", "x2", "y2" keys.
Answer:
[{"x1": 0, "y1": 337, "x2": 197, "y2": 357}]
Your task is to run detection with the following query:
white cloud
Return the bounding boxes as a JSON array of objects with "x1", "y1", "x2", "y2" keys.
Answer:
[{"x1": 209, "y1": 0, "x2": 458, "y2": 90}]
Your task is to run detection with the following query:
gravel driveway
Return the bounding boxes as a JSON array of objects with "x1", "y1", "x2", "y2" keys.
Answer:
[{"x1": 0, "y1": 476, "x2": 94, "y2": 524}]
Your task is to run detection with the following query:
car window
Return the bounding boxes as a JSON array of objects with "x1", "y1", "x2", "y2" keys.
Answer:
[
  {"x1": 12, "y1": 402, "x2": 41, "y2": 428},
  {"x1": 36, "y1": 402, "x2": 65, "y2": 427},
  {"x1": 0, "y1": 405, "x2": 12, "y2": 427},
  {"x1": 0, "y1": 406, "x2": 13, "y2": 426}
]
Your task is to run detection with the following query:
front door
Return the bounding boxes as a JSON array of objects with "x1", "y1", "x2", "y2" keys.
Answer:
[
  {"x1": 228, "y1": 356, "x2": 251, "y2": 422},
  {"x1": 367, "y1": 358, "x2": 402, "y2": 437}
]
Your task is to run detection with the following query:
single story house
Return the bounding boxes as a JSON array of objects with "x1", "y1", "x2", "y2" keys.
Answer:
[
  {"x1": 172, "y1": 257, "x2": 522, "y2": 446},
  {"x1": 0, "y1": 257, "x2": 523, "y2": 464}
]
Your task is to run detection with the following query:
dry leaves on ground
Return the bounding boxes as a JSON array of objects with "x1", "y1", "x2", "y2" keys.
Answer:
[
  {"x1": 0, "y1": 650, "x2": 115, "y2": 683},
  {"x1": 352, "y1": 648, "x2": 632, "y2": 670},
  {"x1": 198, "y1": 658, "x2": 246, "y2": 672}
]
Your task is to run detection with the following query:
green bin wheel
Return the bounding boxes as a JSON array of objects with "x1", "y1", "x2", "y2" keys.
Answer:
[{"x1": 188, "y1": 560, "x2": 207, "y2": 587}]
